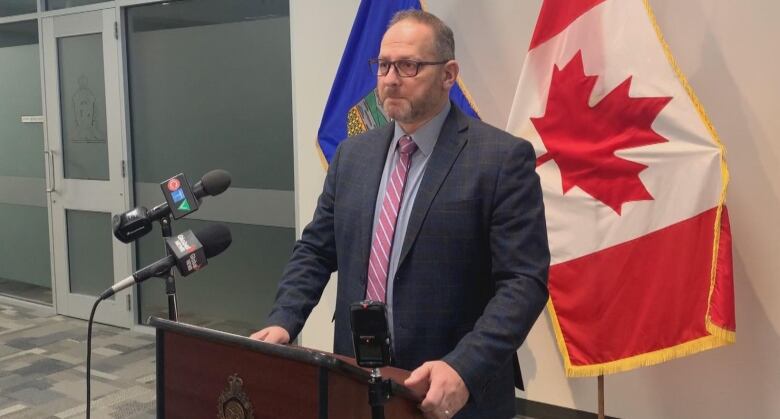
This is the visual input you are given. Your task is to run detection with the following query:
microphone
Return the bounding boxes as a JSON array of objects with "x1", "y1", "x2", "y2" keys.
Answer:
[
  {"x1": 100, "y1": 223, "x2": 232, "y2": 300},
  {"x1": 112, "y1": 169, "x2": 231, "y2": 243}
]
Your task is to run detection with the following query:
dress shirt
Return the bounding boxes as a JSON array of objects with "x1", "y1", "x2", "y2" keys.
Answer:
[{"x1": 370, "y1": 100, "x2": 451, "y2": 340}]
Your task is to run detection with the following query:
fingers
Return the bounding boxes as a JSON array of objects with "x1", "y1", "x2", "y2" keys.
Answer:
[
  {"x1": 419, "y1": 368, "x2": 446, "y2": 417},
  {"x1": 420, "y1": 383, "x2": 444, "y2": 413},
  {"x1": 249, "y1": 329, "x2": 269, "y2": 341},
  {"x1": 411, "y1": 361, "x2": 469, "y2": 419},
  {"x1": 413, "y1": 363, "x2": 447, "y2": 418},
  {"x1": 248, "y1": 326, "x2": 290, "y2": 344},
  {"x1": 423, "y1": 410, "x2": 451, "y2": 419},
  {"x1": 405, "y1": 362, "x2": 433, "y2": 386},
  {"x1": 404, "y1": 362, "x2": 433, "y2": 399}
]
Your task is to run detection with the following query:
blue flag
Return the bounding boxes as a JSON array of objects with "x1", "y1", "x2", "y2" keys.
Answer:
[{"x1": 317, "y1": 0, "x2": 480, "y2": 163}]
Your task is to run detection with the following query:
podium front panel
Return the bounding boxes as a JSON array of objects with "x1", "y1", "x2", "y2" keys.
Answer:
[
  {"x1": 161, "y1": 330, "x2": 320, "y2": 419},
  {"x1": 152, "y1": 318, "x2": 424, "y2": 419}
]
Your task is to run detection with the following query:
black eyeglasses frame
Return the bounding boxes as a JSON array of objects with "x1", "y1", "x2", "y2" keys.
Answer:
[{"x1": 368, "y1": 58, "x2": 449, "y2": 77}]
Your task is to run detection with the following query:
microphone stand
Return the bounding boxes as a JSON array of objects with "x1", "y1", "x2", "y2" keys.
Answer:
[
  {"x1": 159, "y1": 216, "x2": 178, "y2": 321},
  {"x1": 368, "y1": 368, "x2": 392, "y2": 419}
]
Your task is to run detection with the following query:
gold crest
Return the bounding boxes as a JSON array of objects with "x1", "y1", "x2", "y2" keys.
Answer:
[{"x1": 217, "y1": 374, "x2": 255, "y2": 419}]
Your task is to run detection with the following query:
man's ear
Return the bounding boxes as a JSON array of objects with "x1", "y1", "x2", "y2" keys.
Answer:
[{"x1": 442, "y1": 60, "x2": 459, "y2": 89}]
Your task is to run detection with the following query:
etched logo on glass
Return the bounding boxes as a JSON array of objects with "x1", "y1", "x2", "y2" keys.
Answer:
[{"x1": 69, "y1": 75, "x2": 106, "y2": 144}]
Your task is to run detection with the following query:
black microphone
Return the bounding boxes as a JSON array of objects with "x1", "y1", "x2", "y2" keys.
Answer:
[
  {"x1": 112, "y1": 169, "x2": 231, "y2": 243},
  {"x1": 99, "y1": 223, "x2": 232, "y2": 300}
]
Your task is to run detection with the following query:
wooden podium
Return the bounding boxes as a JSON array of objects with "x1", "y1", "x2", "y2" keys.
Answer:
[{"x1": 149, "y1": 318, "x2": 424, "y2": 419}]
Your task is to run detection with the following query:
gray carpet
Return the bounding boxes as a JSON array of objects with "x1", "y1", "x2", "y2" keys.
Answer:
[{"x1": 0, "y1": 301, "x2": 155, "y2": 418}]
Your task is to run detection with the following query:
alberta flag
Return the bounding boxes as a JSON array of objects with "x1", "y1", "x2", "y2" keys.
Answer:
[
  {"x1": 317, "y1": 0, "x2": 480, "y2": 163},
  {"x1": 507, "y1": 0, "x2": 735, "y2": 376}
]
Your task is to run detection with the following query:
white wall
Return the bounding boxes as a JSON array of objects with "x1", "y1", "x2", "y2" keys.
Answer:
[{"x1": 289, "y1": 1, "x2": 780, "y2": 418}]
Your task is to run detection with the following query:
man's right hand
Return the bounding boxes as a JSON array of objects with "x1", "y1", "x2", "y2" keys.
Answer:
[{"x1": 249, "y1": 326, "x2": 290, "y2": 344}]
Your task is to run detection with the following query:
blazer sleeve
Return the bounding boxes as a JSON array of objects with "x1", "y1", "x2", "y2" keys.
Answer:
[
  {"x1": 442, "y1": 139, "x2": 550, "y2": 402},
  {"x1": 264, "y1": 144, "x2": 343, "y2": 340}
]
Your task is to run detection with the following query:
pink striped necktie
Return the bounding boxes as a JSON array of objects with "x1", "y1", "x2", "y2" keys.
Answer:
[{"x1": 366, "y1": 135, "x2": 418, "y2": 302}]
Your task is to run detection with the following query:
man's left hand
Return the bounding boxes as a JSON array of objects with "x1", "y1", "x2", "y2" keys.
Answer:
[{"x1": 404, "y1": 360, "x2": 469, "y2": 419}]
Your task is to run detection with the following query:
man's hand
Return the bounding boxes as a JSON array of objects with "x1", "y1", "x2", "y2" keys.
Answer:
[
  {"x1": 249, "y1": 326, "x2": 290, "y2": 344},
  {"x1": 404, "y1": 361, "x2": 469, "y2": 419}
]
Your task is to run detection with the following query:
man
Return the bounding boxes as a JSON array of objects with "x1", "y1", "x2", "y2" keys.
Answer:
[{"x1": 251, "y1": 10, "x2": 549, "y2": 419}]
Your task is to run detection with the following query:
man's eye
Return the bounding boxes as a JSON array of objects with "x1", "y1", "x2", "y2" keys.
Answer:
[{"x1": 398, "y1": 61, "x2": 416, "y2": 71}]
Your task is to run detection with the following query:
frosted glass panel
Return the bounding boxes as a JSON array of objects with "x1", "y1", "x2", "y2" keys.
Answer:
[
  {"x1": 0, "y1": 20, "x2": 51, "y2": 305},
  {"x1": 138, "y1": 219, "x2": 294, "y2": 336},
  {"x1": 0, "y1": 1, "x2": 36, "y2": 17},
  {"x1": 58, "y1": 34, "x2": 109, "y2": 181},
  {"x1": 126, "y1": 0, "x2": 293, "y2": 190},
  {"x1": 0, "y1": 20, "x2": 44, "y2": 178},
  {"x1": 0, "y1": 203, "x2": 52, "y2": 304},
  {"x1": 47, "y1": 0, "x2": 109, "y2": 11},
  {"x1": 127, "y1": 0, "x2": 295, "y2": 334},
  {"x1": 66, "y1": 210, "x2": 114, "y2": 298}
]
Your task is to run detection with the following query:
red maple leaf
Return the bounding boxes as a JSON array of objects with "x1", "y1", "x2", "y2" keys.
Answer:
[{"x1": 533, "y1": 50, "x2": 672, "y2": 214}]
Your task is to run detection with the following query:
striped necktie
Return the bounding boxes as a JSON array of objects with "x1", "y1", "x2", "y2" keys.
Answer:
[{"x1": 366, "y1": 135, "x2": 418, "y2": 302}]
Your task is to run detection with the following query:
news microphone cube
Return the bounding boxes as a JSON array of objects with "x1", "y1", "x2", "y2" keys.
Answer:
[
  {"x1": 160, "y1": 173, "x2": 199, "y2": 220},
  {"x1": 165, "y1": 230, "x2": 207, "y2": 276}
]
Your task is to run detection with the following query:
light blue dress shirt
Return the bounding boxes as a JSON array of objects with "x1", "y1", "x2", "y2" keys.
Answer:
[{"x1": 370, "y1": 100, "x2": 451, "y2": 341}]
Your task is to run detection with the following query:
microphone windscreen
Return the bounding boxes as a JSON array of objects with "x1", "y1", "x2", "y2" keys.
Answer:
[
  {"x1": 199, "y1": 169, "x2": 231, "y2": 196},
  {"x1": 193, "y1": 223, "x2": 232, "y2": 258}
]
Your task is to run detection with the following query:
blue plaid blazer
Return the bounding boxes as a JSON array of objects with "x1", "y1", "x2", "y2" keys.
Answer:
[{"x1": 267, "y1": 104, "x2": 550, "y2": 418}]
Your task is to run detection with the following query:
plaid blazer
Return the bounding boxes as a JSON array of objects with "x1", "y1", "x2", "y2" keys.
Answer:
[{"x1": 267, "y1": 104, "x2": 549, "y2": 418}]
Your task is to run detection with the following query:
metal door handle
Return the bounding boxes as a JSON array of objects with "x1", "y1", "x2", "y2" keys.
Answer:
[{"x1": 44, "y1": 150, "x2": 55, "y2": 192}]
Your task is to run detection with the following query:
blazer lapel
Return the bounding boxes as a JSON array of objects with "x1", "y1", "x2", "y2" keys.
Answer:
[
  {"x1": 357, "y1": 123, "x2": 395, "y2": 286},
  {"x1": 397, "y1": 106, "x2": 469, "y2": 268}
]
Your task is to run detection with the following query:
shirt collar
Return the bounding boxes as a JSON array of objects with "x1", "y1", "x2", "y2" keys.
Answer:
[{"x1": 391, "y1": 100, "x2": 451, "y2": 157}]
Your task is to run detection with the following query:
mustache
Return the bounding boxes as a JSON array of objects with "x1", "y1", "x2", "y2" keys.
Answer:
[
  {"x1": 379, "y1": 90, "x2": 404, "y2": 102},
  {"x1": 379, "y1": 86, "x2": 401, "y2": 95}
]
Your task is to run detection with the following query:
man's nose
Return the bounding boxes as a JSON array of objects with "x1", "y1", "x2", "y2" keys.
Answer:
[{"x1": 382, "y1": 66, "x2": 401, "y2": 85}]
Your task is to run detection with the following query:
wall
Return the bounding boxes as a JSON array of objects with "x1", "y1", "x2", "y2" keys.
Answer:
[
  {"x1": 289, "y1": 1, "x2": 780, "y2": 418},
  {"x1": 288, "y1": 0, "x2": 358, "y2": 349}
]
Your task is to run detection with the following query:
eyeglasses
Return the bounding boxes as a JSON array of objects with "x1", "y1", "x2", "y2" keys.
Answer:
[{"x1": 368, "y1": 58, "x2": 449, "y2": 77}]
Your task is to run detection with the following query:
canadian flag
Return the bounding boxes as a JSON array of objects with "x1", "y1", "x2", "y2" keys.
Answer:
[{"x1": 507, "y1": 0, "x2": 735, "y2": 376}]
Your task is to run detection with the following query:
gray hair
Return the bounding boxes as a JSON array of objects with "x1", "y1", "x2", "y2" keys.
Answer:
[{"x1": 388, "y1": 9, "x2": 455, "y2": 60}]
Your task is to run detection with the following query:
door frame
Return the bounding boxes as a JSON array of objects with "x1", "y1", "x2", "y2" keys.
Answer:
[{"x1": 42, "y1": 7, "x2": 133, "y2": 327}]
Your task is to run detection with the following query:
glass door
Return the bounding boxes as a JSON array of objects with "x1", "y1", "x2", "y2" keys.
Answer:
[{"x1": 42, "y1": 9, "x2": 132, "y2": 327}]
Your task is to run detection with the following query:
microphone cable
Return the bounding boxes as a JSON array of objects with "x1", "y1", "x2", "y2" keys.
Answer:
[{"x1": 86, "y1": 296, "x2": 102, "y2": 419}]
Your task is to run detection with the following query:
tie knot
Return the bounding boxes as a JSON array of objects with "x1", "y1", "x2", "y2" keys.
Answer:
[{"x1": 398, "y1": 135, "x2": 418, "y2": 155}]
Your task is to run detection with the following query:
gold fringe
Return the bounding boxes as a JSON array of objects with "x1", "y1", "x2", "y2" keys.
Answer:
[
  {"x1": 642, "y1": 0, "x2": 730, "y2": 164},
  {"x1": 563, "y1": 334, "x2": 732, "y2": 377},
  {"x1": 707, "y1": 320, "x2": 737, "y2": 343},
  {"x1": 546, "y1": 298, "x2": 574, "y2": 368},
  {"x1": 643, "y1": 0, "x2": 734, "y2": 338},
  {"x1": 455, "y1": 76, "x2": 483, "y2": 118},
  {"x1": 316, "y1": 138, "x2": 329, "y2": 170},
  {"x1": 551, "y1": 294, "x2": 734, "y2": 377}
]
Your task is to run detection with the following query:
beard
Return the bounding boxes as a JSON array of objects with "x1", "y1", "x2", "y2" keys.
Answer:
[{"x1": 378, "y1": 88, "x2": 442, "y2": 125}]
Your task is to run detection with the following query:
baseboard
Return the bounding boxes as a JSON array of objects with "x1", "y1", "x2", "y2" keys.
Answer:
[{"x1": 516, "y1": 397, "x2": 620, "y2": 419}]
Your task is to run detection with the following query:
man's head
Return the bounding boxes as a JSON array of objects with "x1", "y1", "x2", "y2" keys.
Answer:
[{"x1": 376, "y1": 10, "x2": 459, "y2": 133}]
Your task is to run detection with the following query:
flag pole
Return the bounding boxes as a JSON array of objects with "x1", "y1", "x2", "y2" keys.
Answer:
[{"x1": 598, "y1": 375, "x2": 605, "y2": 419}]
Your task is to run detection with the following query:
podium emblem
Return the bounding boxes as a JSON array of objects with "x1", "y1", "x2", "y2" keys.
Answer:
[{"x1": 218, "y1": 374, "x2": 255, "y2": 419}]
